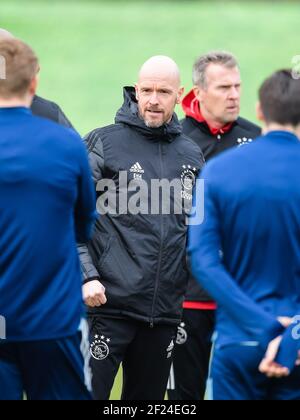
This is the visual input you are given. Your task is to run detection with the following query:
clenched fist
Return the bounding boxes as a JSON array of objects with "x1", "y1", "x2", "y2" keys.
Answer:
[{"x1": 82, "y1": 280, "x2": 107, "y2": 307}]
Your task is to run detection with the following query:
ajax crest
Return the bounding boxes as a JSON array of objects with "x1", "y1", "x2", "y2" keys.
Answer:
[
  {"x1": 181, "y1": 165, "x2": 197, "y2": 202},
  {"x1": 181, "y1": 165, "x2": 196, "y2": 191},
  {"x1": 90, "y1": 334, "x2": 111, "y2": 361},
  {"x1": 176, "y1": 322, "x2": 188, "y2": 345}
]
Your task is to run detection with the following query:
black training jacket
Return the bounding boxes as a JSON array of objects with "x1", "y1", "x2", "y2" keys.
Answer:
[{"x1": 78, "y1": 87, "x2": 204, "y2": 326}]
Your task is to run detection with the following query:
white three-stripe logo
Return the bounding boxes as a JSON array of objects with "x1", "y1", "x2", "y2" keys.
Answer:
[{"x1": 130, "y1": 162, "x2": 144, "y2": 174}]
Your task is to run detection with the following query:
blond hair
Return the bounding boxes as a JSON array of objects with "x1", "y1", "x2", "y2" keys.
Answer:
[{"x1": 0, "y1": 38, "x2": 38, "y2": 98}]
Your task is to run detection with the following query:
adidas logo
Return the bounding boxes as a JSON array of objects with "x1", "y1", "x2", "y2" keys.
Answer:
[
  {"x1": 166, "y1": 340, "x2": 175, "y2": 359},
  {"x1": 130, "y1": 162, "x2": 145, "y2": 174},
  {"x1": 167, "y1": 340, "x2": 174, "y2": 353}
]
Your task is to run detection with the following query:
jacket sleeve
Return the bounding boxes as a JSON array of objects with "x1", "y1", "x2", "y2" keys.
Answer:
[
  {"x1": 188, "y1": 164, "x2": 283, "y2": 349},
  {"x1": 73, "y1": 133, "x2": 97, "y2": 244},
  {"x1": 275, "y1": 319, "x2": 300, "y2": 371},
  {"x1": 77, "y1": 130, "x2": 105, "y2": 283}
]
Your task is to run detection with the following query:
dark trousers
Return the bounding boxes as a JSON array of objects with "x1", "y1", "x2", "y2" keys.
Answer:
[
  {"x1": 0, "y1": 325, "x2": 92, "y2": 400},
  {"x1": 88, "y1": 316, "x2": 177, "y2": 400},
  {"x1": 168, "y1": 309, "x2": 215, "y2": 400}
]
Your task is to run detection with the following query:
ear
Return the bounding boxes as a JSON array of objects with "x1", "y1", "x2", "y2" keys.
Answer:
[
  {"x1": 134, "y1": 84, "x2": 139, "y2": 101},
  {"x1": 256, "y1": 101, "x2": 265, "y2": 122},
  {"x1": 29, "y1": 74, "x2": 38, "y2": 97},
  {"x1": 193, "y1": 85, "x2": 203, "y2": 102},
  {"x1": 176, "y1": 86, "x2": 184, "y2": 104}
]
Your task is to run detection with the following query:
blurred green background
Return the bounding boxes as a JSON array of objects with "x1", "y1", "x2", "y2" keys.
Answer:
[
  {"x1": 1, "y1": 0, "x2": 300, "y2": 399},
  {"x1": 1, "y1": 0, "x2": 300, "y2": 137}
]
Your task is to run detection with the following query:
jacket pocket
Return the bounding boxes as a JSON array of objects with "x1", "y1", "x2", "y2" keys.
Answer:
[
  {"x1": 97, "y1": 235, "x2": 144, "y2": 306},
  {"x1": 97, "y1": 236, "x2": 113, "y2": 272}
]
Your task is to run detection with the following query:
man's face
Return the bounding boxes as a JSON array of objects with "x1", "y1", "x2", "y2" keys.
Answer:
[
  {"x1": 135, "y1": 77, "x2": 183, "y2": 128},
  {"x1": 195, "y1": 64, "x2": 241, "y2": 125}
]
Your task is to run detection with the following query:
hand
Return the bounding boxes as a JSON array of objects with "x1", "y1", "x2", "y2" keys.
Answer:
[
  {"x1": 277, "y1": 317, "x2": 293, "y2": 328},
  {"x1": 82, "y1": 280, "x2": 107, "y2": 307},
  {"x1": 259, "y1": 336, "x2": 300, "y2": 378},
  {"x1": 259, "y1": 336, "x2": 290, "y2": 378}
]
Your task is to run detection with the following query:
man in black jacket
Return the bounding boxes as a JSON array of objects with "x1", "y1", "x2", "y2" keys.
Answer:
[
  {"x1": 0, "y1": 28, "x2": 73, "y2": 128},
  {"x1": 168, "y1": 51, "x2": 261, "y2": 400},
  {"x1": 79, "y1": 56, "x2": 204, "y2": 400}
]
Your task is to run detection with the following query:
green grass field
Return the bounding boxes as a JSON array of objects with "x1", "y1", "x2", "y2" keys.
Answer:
[
  {"x1": 1, "y1": 0, "x2": 300, "y2": 400},
  {"x1": 1, "y1": 0, "x2": 300, "y2": 137}
]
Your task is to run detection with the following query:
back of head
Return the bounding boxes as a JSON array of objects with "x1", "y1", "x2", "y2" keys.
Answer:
[
  {"x1": 259, "y1": 69, "x2": 300, "y2": 126},
  {"x1": 0, "y1": 38, "x2": 38, "y2": 100},
  {"x1": 0, "y1": 28, "x2": 14, "y2": 40}
]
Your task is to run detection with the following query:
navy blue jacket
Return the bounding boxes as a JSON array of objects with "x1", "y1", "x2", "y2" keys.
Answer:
[
  {"x1": 182, "y1": 115, "x2": 261, "y2": 303},
  {"x1": 0, "y1": 107, "x2": 96, "y2": 341},
  {"x1": 189, "y1": 131, "x2": 300, "y2": 357}
]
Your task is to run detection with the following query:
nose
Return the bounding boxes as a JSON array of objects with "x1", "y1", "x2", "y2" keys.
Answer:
[
  {"x1": 149, "y1": 91, "x2": 159, "y2": 105},
  {"x1": 229, "y1": 87, "x2": 240, "y2": 100}
]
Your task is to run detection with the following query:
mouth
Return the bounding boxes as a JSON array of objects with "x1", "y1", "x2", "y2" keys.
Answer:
[
  {"x1": 146, "y1": 110, "x2": 164, "y2": 116},
  {"x1": 226, "y1": 106, "x2": 239, "y2": 112}
]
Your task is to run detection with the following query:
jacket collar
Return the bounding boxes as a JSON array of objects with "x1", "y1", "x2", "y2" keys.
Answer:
[{"x1": 182, "y1": 89, "x2": 234, "y2": 136}]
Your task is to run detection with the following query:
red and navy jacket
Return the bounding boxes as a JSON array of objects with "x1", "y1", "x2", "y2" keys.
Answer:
[{"x1": 182, "y1": 90, "x2": 261, "y2": 308}]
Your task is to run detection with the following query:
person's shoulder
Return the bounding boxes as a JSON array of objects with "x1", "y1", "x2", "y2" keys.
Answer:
[
  {"x1": 93, "y1": 122, "x2": 124, "y2": 137},
  {"x1": 179, "y1": 132, "x2": 203, "y2": 153},
  {"x1": 181, "y1": 116, "x2": 200, "y2": 136},
  {"x1": 31, "y1": 111, "x2": 81, "y2": 145},
  {"x1": 31, "y1": 95, "x2": 73, "y2": 128},
  {"x1": 31, "y1": 95, "x2": 59, "y2": 118},
  {"x1": 25, "y1": 114, "x2": 85, "y2": 170},
  {"x1": 84, "y1": 123, "x2": 125, "y2": 150},
  {"x1": 203, "y1": 136, "x2": 262, "y2": 176},
  {"x1": 181, "y1": 116, "x2": 195, "y2": 129},
  {"x1": 236, "y1": 116, "x2": 262, "y2": 136}
]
